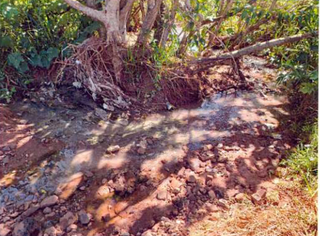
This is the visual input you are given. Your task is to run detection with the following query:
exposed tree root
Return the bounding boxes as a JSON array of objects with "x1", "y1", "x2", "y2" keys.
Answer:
[
  {"x1": 56, "y1": 37, "x2": 203, "y2": 111},
  {"x1": 56, "y1": 37, "x2": 138, "y2": 110}
]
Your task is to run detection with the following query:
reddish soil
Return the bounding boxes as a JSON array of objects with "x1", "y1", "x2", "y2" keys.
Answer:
[
  {"x1": 0, "y1": 105, "x2": 64, "y2": 185},
  {"x1": 0, "y1": 57, "x2": 297, "y2": 236}
]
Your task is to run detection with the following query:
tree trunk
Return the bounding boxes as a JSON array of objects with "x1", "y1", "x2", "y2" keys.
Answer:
[
  {"x1": 137, "y1": 0, "x2": 164, "y2": 47},
  {"x1": 153, "y1": 2, "x2": 165, "y2": 45},
  {"x1": 119, "y1": 0, "x2": 135, "y2": 42},
  {"x1": 159, "y1": 0, "x2": 179, "y2": 48},
  {"x1": 63, "y1": 0, "x2": 133, "y2": 82}
]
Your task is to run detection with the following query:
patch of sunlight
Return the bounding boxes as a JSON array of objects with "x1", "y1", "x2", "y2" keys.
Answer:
[
  {"x1": 86, "y1": 136, "x2": 100, "y2": 145},
  {"x1": 7, "y1": 134, "x2": 32, "y2": 147},
  {"x1": 0, "y1": 171, "x2": 17, "y2": 187},
  {"x1": 70, "y1": 150, "x2": 93, "y2": 168},
  {"x1": 97, "y1": 155, "x2": 126, "y2": 169}
]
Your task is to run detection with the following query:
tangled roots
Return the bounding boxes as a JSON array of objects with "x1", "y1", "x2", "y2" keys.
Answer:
[
  {"x1": 57, "y1": 37, "x2": 138, "y2": 110},
  {"x1": 56, "y1": 37, "x2": 204, "y2": 111}
]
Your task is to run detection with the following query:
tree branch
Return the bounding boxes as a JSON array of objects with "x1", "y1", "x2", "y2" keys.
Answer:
[
  {"x1": 193, "y1": 33, "x2": 315, "y2": 64},
  {"x1": 63, "y1": 0, "x2": 105, "y2": 22}
]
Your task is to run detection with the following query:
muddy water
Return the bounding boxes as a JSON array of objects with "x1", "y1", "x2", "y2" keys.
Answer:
[{"x1": 9, "y1": 92, "x2": 287, "y2": 178}]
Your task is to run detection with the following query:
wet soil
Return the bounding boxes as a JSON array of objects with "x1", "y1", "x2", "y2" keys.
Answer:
[{"x1": 0, "y1": 56, "x2": 294, "y2": 236}]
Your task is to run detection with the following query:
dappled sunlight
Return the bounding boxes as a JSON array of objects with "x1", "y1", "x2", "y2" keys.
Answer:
[
  {"x1": 0, "y1": 171, "x2": 17, "y2": 187},
  {"x1": 70, "y1": 150, "x2": 94, "y2": 171},
  {"x1": 0, "y1": 89, "x2": 298, "y2": 236}
]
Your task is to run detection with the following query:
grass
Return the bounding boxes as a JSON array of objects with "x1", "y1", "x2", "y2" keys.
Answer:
[
  {"x1": 189, "y1": 120, "x2": 318, "y2": 236},
  {"x1": 283, "y1": 122, "x2": 318, "y2": 196},
  {"x1": 189, "y1": 178, "x2": 317, "y2": 236}
]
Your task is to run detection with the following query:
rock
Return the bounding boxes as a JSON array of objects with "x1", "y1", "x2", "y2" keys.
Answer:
[
  {"x1": 208, "y1": 190, "x2": 216, "y2": 199},
  {"x1": 79, "y1": 186, "x2": 86, "y2": 191},
  {"x1": 0, "y1": 207, "x2": 4, "y2": 215},
  {"x1": 217, "y1": 143, "x2": 224, "y2": 149},
  {"x1": 95, "y1": 108, "x2": 109, "y2": 121},
  {"x1": 138, "y1": 140, "x2": 148, "y2": 149},
  {"x1": 170, "y1": 179, "x2": 182, "y2": 194},
  {"x1": 59, "y1": 172, "x2": 84, "y2": 200},
  {"x1": 40, "y1": 195, "x2": 59, "y2": 208},
  {"x1": 204, "y1": 203, "x2": 219, "y2": 212},
  {"x1": 114, "y1": 202, "x2": 129, "y2": 214},
  {"x1": 43, "y1": 207, "x2": 52, "y2": 214},
  {"x1": 141, "y1": 231, "x2": 153, "y2": 236},
  {"x1": 0, "y1": 223, "x2": 11, "y2": 236},
  {"x1": 22, "y1": 204, "x2": 40, "y2": 217},
  {"x1": 2, "y1": 217, "x2": 10, "y2": 223},
  {"x1": 84, "y1": 171, "x2": 93, "y2": 178},
  {"x1": 157, "y1": 191, "x2": 167, "y2": 201},
  {"x1": 121, "y1": 233, "x2": 130, "y2": 236},
  {"x1": 199, "y1": 188, "x2": 207, "y2": 194},
  {"x1": 251, "y1": 188, "x2": 267, "y2": 204},
  {"x1": 78, "y1": 210, "x2": 92, "y2": 225},
  {"x1": 106, "y1": 145, "x2": 120, "y2": 154},
  {"x1": 60, "y1": 212, "x2": 77, "y2": 230},
  {"x1": 44, "y1": 226, "x2": 58, "y2": 236},
  {"x1": 137, "y1": 147, "x2": 146, "y2": 155},
  {"x1": 13, "y1": 218, "x2": 39, "y2": 236},
  {"x1": 103, "y1": 103, "x2": 115, "y2": 111},
  {"x1": 96, "y1": 186, "x2": 111, "y2": 198},
  {"x1": 66, "y1": 224, "x2": 78, "y2": 232},
  {"x1": 217, "y1": 199, "x2": 229, "y2": 209},
  {"x1": 188, "y1": 158, "x2": 202, "y2": 172},
  {"x1": 200, "y1": 151, "x2": 215, "y2": 162},
  {"x1": 46, "y1": 212, "x2": 56, "y2": 218},
  {"x1": 10, "y1": 212, "x2": 20, "y2": 218},
  {"x1": 2, "y1": 157, "x2": 9, "y2": 165},
  {"x1": 235, "y1": 193, "x2": 246, "y2": 202},
  {"x1": 187, "y1": 175, "x2": 197, "y2": 183},
  {"x1": 117, "y1": 118, "x2": 129, "y2": 126},
  {"x1": 203, "y1": 144, "x2": 214, "y2": 151}
]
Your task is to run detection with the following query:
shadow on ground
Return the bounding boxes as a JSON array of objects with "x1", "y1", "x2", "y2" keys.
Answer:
[{"x1": 0, "y1": 89, "x2": 293, "y2": 236}]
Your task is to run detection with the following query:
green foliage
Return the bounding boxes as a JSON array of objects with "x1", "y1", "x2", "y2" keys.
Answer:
[
  {"x1": 283, "y1": 122, "x2": 318, "y2": 195},
  {"x1": 268, "y1": 1, "x2": 318, "y2": 96},
  {"x1": 0, "y1": 0, "x2": 99, "y2": 101}
]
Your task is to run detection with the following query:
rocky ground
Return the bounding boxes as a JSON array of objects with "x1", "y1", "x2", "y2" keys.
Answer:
[{"x1": 0, "y1": 57, "x2": 302, "y2": 236}]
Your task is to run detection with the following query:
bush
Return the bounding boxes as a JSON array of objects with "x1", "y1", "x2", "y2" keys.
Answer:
[{"x1": 0, "y1": 0, "x2": 100, "y2": 101}]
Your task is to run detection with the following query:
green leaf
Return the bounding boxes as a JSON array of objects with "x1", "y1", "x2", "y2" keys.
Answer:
[
  {"x1": 29, "y1": 54, "x2": 43, "y2": 67},
  {"x1": 2, "y1": 5, "x2": 19, "y2": 21},
  {"x1": 300, "y1": 82, "x2": 316, "y2": 94},
  {"x1": 19, "y1": 62, "x2": 29, "y2": 73},
  {"x1": 84, "y1": 22, "x2": 101, "y2": 34},
  {"x1": 46, "y1": 47, "x2": 59, "y2": 62},
  {"x1": 41, "y1": 57, "x2": 51, "y2": 69},
  {"x1": 7, "y1": 53, "x2": 24, "y2": 69},
  {"x1": 0, "y1": 35, "x2": 13, "y2": 48}
]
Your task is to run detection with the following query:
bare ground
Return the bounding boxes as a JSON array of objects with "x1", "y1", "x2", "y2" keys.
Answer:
[{"x1": 0, "y1": 57, "x2": 317, "y2": 236}]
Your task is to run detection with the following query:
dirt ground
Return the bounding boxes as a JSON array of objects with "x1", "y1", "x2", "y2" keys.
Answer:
[{"x1": 0, "y1": 57, "x2": 317, "y2": 236}]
